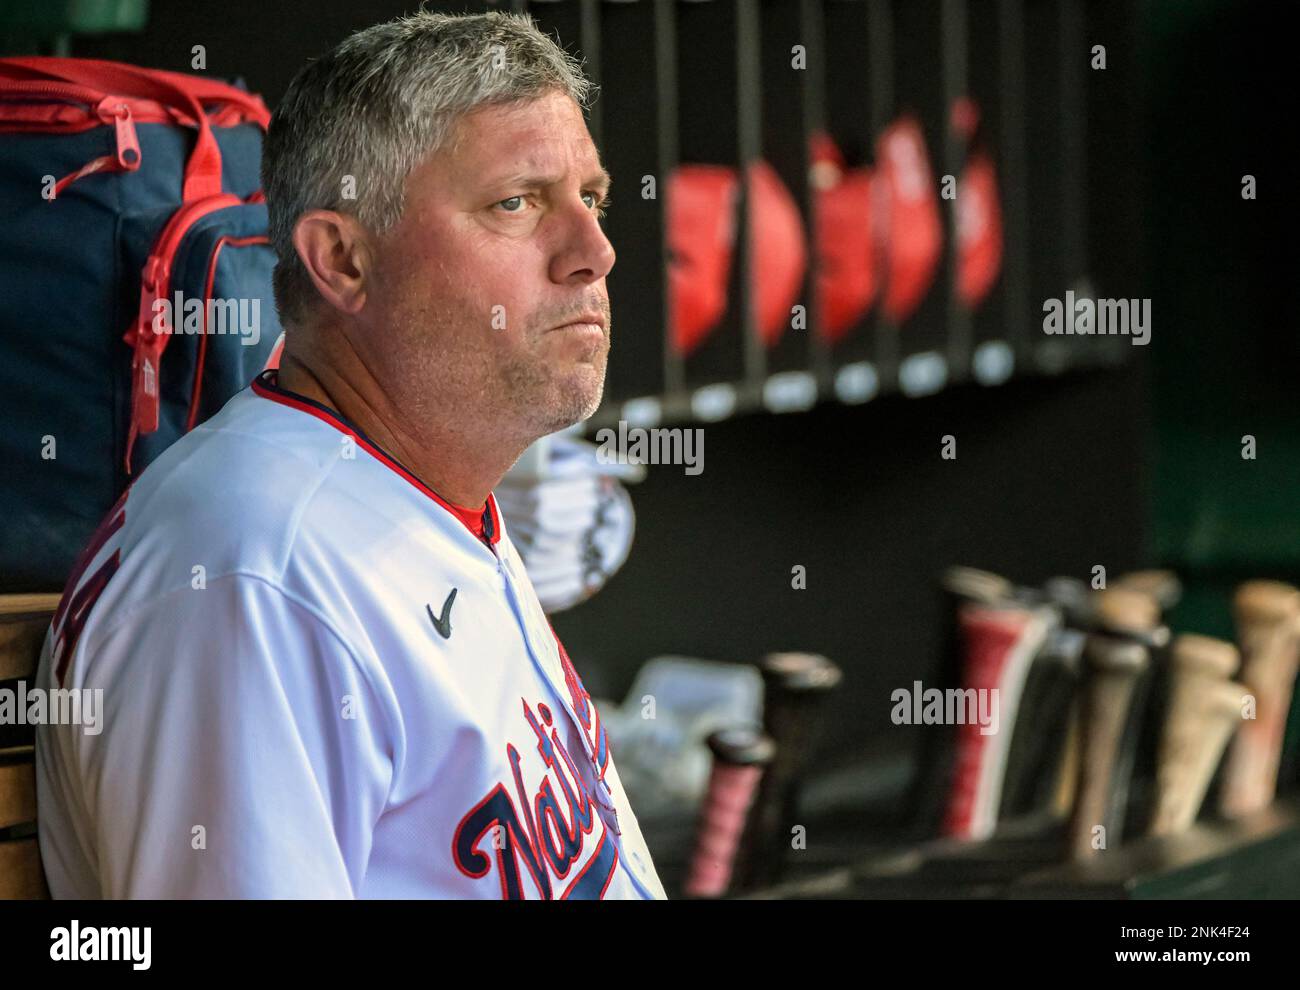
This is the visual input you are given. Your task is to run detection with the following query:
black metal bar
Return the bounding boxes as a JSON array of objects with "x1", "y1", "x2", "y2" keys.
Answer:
[
  {"x1": 736, "y1": 0, "x2": 766, "y2": 390},
  {"x1": 1058, "y1": 0, "x2": 1086, "y2": 289},
  {"x1": 941, "y1": 0, "x2": 970, "y2": 381},
  {"x1": 867, "y1": 0, "x2": 897, "y2": 387},
  {"x1": 800, "y1": 0, "x2": 831, "y2": 390},
  {"x1": 867, "y1": 0, "x2": 894, "y2": 127},
  {"x1": 579, "y1": 0, "x2": 602, "y2": 150},
  {"x1": 655, "y1": 0, "x2": 684, "y2": 399},
  {"x1": 997, "y1": 0, "x2": 1030, "y2": 362},
  {"x1": 1061, "y1": 0, "x2": 1101, "y2": 367}
]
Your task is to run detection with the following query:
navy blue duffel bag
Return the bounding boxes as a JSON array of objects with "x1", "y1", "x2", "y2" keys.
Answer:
[{"x1": 0, "y1": 57, "x2": 282, "y2": 590}]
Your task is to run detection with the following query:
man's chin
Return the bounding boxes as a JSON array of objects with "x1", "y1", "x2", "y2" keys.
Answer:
[{"x1": 538, "y1": 372, "x2": 605, "y2": 434}]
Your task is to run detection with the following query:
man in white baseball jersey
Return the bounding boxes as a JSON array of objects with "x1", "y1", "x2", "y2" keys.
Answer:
[{"x1": 34, "y1": 10, "x2": 666, "y2": 900}]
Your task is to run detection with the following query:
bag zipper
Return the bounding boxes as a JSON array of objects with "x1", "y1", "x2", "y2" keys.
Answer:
[
  {"x1": 2, "y1": 87, "x2": 146, "y2": 197},
  {"x1": 0, "y1": 80, "x2": 260, "y2": 198},
  {"x1": 0, "y1": 78, "x2": 264, "y2": 128}
]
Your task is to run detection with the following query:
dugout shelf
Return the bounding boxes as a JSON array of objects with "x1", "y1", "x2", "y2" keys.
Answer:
[{"x1": 743, "y1": 797, "x2": 1300, "y2": 899}]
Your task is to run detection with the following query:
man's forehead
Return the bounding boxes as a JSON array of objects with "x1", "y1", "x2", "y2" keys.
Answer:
[
  {"x1": 480, "y1": 159, "x2": 611, "y2": 192},
  {"x1": 449, "y1": 96, "x2": 606, "y2": 187}
]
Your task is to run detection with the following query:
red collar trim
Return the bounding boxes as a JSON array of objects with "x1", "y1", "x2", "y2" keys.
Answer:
[{"x1": 251, "y1": 370, "x2": 501, "y2": 547}]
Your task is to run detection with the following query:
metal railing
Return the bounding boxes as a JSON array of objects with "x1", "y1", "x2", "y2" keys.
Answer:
[{"x1": 520, "y1": 0, "x2": 1130, "y2": 429}]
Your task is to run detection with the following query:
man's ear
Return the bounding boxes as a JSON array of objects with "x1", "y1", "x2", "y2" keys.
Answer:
[{"x1": 291, "y1": 210, "x2": 371, "y2": 316}]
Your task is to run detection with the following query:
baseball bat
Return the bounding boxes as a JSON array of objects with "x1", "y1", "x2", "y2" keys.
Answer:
[
  {"x1": 1148, "y1": 634, "x2": 1245, "y2": 836},
  {"x1": 1066, "y1": 591, "x2": 1160, "y2": 859},
  {"x1": 1111, "y1": 572, "x2": 1185, "y2": 836},
  {"x1": 1092, "y1": 587, "x2": 1168, "y2": 847},
  {"x1": 908, "y1": 566, "x2": 1016, "y2": 838},
  {"x1": 1091, "y1": 585, "x2": 1168, "y2": 648},
  {"x1": 1115, "y1": 570, "x2": 1183, "y2": 614},
  {"x1": 684, "y1": 728, "x2": 776, "y2": 898},
  {"x1": 941, "y1": 600, "x2": 1057, "y2": 841},
  {"x1": 998, "y1": 579, "x2": 1086, "y2": 821},
  {"x1": 1049, "y1": 579, "x2": 1174, "y2": 828},
  {"x1": 731, "y1": 652, "x2": 841, "y2": 890},
  {"x1": 1046, "y1": 578, "x2": 1096, "y2": 821},
  {"x1": 1045, "y1": 574, "x2": 1180, "y2": 831},
  {"x1": 1043, "y1": 576, "x2": 1097, "y2": 628},
  {"x1": 943, "y1": 566, "x2": 1014, "y2": 606},
  {"x1": 1219, "y1": 580, "x2": 1300, "y2": 817}
]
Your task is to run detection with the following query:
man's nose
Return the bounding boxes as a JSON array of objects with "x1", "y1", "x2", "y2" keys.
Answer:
[{"x1": 550, "y1": 202, "x2": 616, "y2": 285}]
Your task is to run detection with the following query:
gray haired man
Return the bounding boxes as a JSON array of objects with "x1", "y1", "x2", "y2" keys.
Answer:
[{"x1": 36, "y1": 11, "x2": 666, "y2": 899}]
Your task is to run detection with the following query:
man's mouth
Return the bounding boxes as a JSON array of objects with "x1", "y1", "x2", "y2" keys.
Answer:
[{"x1": 549, "y1": 312, "x2": 607, "y2": 333}]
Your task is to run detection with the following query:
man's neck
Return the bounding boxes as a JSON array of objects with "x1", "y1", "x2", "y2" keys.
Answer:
[{"x1": 276, "y1": 349, "x2": 520, "y2": 508}]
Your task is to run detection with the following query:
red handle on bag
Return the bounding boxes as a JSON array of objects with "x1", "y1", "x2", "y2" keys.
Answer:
[{"x1": 0, "y1": 57, "x2": 269, "y2": 200}]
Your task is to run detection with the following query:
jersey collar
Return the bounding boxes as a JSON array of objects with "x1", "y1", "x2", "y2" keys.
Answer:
[{"x1": 251, "y1": 369, "x2": 501, "y2": 547}]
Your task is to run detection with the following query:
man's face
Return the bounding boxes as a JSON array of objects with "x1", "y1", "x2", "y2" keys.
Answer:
[{"x1": 363, "y1": 90, "x2": 614, "y2": 441}]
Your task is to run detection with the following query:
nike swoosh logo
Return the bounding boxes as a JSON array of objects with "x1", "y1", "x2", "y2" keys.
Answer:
[{"x1": 427, "y1": 588, "x2": 457, "y2": 639}]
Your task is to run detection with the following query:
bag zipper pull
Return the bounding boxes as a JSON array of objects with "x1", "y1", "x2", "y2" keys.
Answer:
[
  {"x1": 122, "y1": 255, "x2": 170, "y2": 471},
  {"x1": 97, "y1": 98, "x2": 141, "y2": 171}
]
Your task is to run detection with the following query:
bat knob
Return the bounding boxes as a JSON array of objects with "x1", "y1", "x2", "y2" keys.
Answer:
[
  {"x1": 942, "y1": 566, "x2": 1012, "y2": 605},
  {"x1": 1233, "y1": 580, "x2": 1300, "y2": 626},
  {"x1": 759, "y1": 652, "x2": 843, "y2": 693},
  {"x1": 1169, "y1": 633, "x2": 1240, "y2": 679},
  {"x1": 1115, "y1": 570, "x2": 1183, "y2": 612},
  {"x1": 1043, "y1": 576, "x2": 1094, "y2": 625},
  {"x1": 1093, "y1": 587, "x2": 1162, "y2": 640}
]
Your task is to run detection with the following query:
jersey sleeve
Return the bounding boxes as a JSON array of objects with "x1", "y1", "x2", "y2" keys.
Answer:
[{"x1": 72, "y1": 573, "x2": 398, "y2": 898}]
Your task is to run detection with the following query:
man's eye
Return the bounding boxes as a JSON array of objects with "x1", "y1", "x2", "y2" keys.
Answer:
[
  {"x1": 497, "y1": 196, "x2": 527, "y2": 213},
  {"x1": 584, "y1": 192, "x2": 610, "y2": 217}
]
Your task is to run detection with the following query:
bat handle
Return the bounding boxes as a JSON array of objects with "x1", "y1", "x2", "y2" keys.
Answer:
[
  {"x1": 732, "y1": 653, "x2": 841, "y2": 890},
  {"x1": 1220, "y1": 601, "x2": 1300, "y2": 817},
  {"x1": 684, "y1": 728, "x2": 775, "y2": 898},
  {"x1": 1066, "y1": 635, "x2": 1149, "y2": 860},
  {"x1": 1148, "y1": 677, "x2": 1248, "y2": 836}
]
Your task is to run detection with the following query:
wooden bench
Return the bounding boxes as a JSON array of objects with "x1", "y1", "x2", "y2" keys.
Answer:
[{"x1": 0, "y1": 594, "x2": 60, "y2": 899}]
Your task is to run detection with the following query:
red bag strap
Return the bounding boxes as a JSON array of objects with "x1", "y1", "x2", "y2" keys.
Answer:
[
  {"x1": 149, "y1": 66, "x2": 270, "y2": 126},
  {"x1": 0, "y1": 57, "x2": 263, "y2": 201},
  {"x1": 0, "y1": 58, "x2": 270, "y2": 120}
]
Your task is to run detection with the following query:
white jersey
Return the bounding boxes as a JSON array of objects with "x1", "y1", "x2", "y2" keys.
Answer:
[{"x1": 34, "y1": 369, "x2": 666, "y2": 900}]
